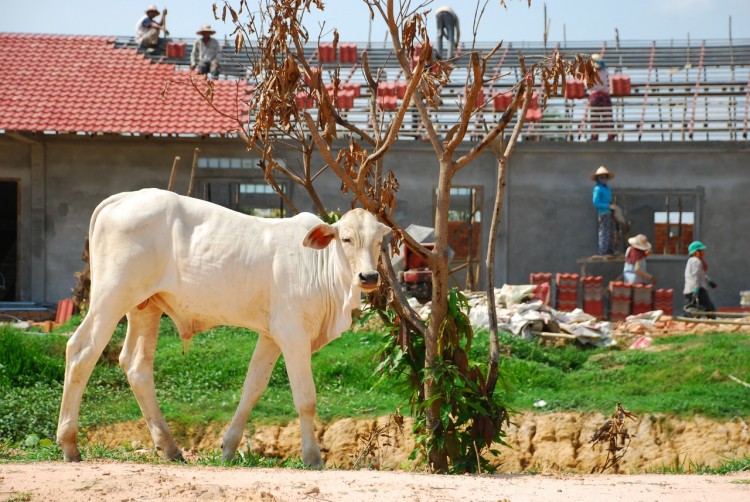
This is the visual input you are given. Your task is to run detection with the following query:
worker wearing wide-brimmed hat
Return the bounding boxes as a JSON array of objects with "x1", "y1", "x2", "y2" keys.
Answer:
[
  {"x1": 623, "y1": 234, "x2": 655, "y2": 285},
  {"x1": 191, "y1": 24, "x2": 221, "y2": 78},
  {"x1": 135, "y1": 4, "x2": 169, "y2": 51},
  {"x1": 591, "y1": 166, "x2": 616, "y2": 255},
  {"x1": 683, "y1": 240, "x2": 717, "y2": 317}
]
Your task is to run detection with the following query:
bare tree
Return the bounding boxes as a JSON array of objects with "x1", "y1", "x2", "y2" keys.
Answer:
[{"x1": 175, "y1": 0, "x2": 595, "y2": 472}]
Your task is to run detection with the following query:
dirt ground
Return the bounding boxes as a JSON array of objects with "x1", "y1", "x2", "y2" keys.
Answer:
[{"x1": 1, "y1": 462, "x2": 749, "y2": 501}]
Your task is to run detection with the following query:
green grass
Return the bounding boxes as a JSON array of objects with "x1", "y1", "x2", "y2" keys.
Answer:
[
  {"x1": 645, "y1": 454, "x2": 750, "y2": 474},
  {"x1": 0, "y1": 317, "x2": 402, "y2": 443},
  {"x1": 1, "y1": 317, "x2": 749, "y2": 451},
  {"x1": 481, "y1": 331, "x2": 750, "y2": 418}
]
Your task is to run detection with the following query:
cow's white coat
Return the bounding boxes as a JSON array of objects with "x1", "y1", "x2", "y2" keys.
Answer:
[{"x1": 56, "y1": 188, "x2": 390, "y2": 467}]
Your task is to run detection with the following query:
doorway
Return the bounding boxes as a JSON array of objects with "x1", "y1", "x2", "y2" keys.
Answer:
[{"x1": 0, "y1": 181, "x2": 18, "y2": 301}]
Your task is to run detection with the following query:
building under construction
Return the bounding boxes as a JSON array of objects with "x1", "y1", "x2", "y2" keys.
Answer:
[{"x1": 0, "y1": 32, "x2": 748, "y2": 316}]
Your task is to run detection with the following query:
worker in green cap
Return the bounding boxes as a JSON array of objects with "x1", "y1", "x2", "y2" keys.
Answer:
[{"x1": 683, "y1": 240, "x2": 717, "y2": 317}]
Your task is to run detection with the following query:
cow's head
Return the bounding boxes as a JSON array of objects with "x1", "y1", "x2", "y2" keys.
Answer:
[{"x1": 303, "y1": 209, "x2": 391, "y2": 292}]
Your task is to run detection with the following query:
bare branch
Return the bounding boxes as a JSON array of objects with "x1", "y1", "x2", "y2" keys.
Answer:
[{"x1": 445, "y1": 51, "x2": 483, "y2": 154}]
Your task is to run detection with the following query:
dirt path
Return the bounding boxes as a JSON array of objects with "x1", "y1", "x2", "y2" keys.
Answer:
[{"x1": 1, "y1": 462, "x2": 749, "y2": 501}]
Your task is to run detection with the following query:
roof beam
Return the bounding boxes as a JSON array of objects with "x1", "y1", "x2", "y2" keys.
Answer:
[{"x1": 5, "y1": 131, "x2": 41, "y2": 144}]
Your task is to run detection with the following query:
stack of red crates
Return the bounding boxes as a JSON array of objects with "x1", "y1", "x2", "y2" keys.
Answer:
[
  {"x1": 318, "y1": 43, "x2": 336, "y2": 63},
  {"x1": 609, "y1": 281, "x2": 632, "y2": 321},
  {"x1": 631, "y1": 284, "x2": 654, "y2": 314},
  {"x1": 654, "y1": 288, "x2": 674, "y2": 316},
  {"x1": 339, "y1": 43, "x2": 358, "y2": 64},
  {"x1": 581, "y1": 276, "x2": 604, "y2": 319},
  {"x1": 564, "y1": 79, "x2": 586, "y2": 99},
  {"x1": 610, "y1": 74, "x2": 632, "y2": 96},
  {"x1": 166, "y1": 42, "x2": 186, "y2": 58},
  {"x1": 530, "y1": 273, "x2": 553, "y2": 306},
  {"x1": 555, "y1": 273, "x2": 579, "y2": 312}
]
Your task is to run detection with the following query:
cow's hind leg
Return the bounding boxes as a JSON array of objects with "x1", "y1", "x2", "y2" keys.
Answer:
[
  {"x1": 221, "y1": 334, "x2": 281, "y2": 461},
  {"x1": 57, "y1": 311, "x2": 120, "y2": 461},
  {"x1": 119, "y1": 303, "x2": 183, "y2": 461},
  {"x1": 276, "y1": 331, "x2": 323, "y2": 468}
]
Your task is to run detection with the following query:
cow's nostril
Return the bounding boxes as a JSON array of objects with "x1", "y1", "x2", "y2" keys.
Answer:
[{"x1": 359, "y1": 271, "x2": 379, "y2": 285}]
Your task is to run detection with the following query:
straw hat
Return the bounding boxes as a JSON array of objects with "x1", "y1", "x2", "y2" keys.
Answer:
[
  {"x1": 146, "y1": 4, "x2": 159, "y2": 15},
  {"x1": 591, "y1": 166, "x2": 614, "y2": 180},
  {"x1": 197, "y1": 24, "x2": 216, "y2": 35},
  {"x1": 628, "y1": 234, "x2": 652, "y2": 251}
]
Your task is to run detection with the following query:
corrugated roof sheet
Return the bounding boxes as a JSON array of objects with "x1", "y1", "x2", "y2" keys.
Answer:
[{"x1": 0, "y1": 33, "x2": 247, "y2": 135}]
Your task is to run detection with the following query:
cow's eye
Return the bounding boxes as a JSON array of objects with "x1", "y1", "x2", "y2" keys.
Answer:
[{"x1": 342, "y1": 237, "x2": 352, "y2": 244}]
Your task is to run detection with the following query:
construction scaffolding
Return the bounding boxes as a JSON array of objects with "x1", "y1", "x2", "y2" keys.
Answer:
[{"x1": 120, "y1": 36, "x2": 750, "y2": 142}]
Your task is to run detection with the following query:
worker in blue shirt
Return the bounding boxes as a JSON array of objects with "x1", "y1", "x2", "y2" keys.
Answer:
[{"x1": 591, "y1": 166, "x2": 616, "y2": 255}]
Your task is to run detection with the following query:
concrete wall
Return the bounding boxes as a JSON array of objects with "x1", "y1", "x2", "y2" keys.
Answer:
[{"x1": 1, "y1": 134, "x2": 748, "y2": 314}]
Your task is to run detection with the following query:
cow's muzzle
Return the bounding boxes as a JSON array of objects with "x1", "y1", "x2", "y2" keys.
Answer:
[{"x1": 358, "y1": 271, "x2": 380, "y2": 289}]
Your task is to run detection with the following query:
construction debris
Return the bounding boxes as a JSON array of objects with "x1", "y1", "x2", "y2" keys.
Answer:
[
  {"x1": 414, "y1": 287, "x2": 617, "y2": 347},
  {"x1": 409, "y1": 286, "x2": 750, "y2": 348}
]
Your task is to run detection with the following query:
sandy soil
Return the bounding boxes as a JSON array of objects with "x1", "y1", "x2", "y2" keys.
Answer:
[{"x1": 1, "y1": 462, "x2": 749, "y2": 501}]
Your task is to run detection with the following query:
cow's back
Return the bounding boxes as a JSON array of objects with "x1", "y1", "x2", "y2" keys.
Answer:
[{"x1": 88, "y1": 189, "x2": 335, "y2": 336}]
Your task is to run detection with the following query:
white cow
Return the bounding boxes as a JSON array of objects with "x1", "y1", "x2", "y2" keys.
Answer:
[{"x1": 57, "y1": 188, "x2": 390, "y2": 467}]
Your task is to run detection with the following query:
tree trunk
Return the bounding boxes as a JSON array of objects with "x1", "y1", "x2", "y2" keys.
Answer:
[
  {"x1": 424, "y1": 157, "x2": 454, "y2": 472},
  {"x1": 485, "y1": 84, "x2": 531, "y2": 397}
]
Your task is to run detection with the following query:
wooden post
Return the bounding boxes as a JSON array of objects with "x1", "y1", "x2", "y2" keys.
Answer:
[
  {"x1": 187, "y1": 148, "x2": 201, "y2": 197},
  {"x1": 167, "y1": 156, "x2": 181, "y2": 192}
]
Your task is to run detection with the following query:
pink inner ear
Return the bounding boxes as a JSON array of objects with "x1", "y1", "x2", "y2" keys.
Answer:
[{"x1": 304, "y1": 225, "x2": 335, "y2": 249}]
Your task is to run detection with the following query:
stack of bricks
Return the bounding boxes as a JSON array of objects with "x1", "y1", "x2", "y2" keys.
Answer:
[
  {"x1": 555, "y1": 273, "x2": 579, "y2": 312},
  {"x1": 631, "y1": 284, "x2": 654, "y2": 314},
  {"x1": 654, "y1": 288, "x2": 674, "y2": 316},
  {"x1": 530, "y1": 273, "x2": 553, "y2": 306},
  {"x1": 609, "y1": 281, "x2": 633, "y2": 321},
  {"x1": 581, "y1": 276, "x2": 604, "y2": 319}
]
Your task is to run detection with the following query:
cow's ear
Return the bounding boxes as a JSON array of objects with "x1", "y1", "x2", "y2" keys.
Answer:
[
  {"x1": 303, "y1": 223, "x2": 337, "y2": 249},
  {"x1": 379, "y1": 222, "x2": 392, "y2": 236}
]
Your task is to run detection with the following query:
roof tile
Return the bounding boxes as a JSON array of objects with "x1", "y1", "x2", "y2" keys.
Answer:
[{"x1": 0, "y1": 33, "x2": 247, "y2": 135}]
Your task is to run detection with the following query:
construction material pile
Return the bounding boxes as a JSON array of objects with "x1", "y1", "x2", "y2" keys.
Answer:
[
  {"x1": 409, "y1": 285, "x2": 750, "y2": 348},
  {"x1": 411, "y1": 285, "x2": 617, "y2": 347}
]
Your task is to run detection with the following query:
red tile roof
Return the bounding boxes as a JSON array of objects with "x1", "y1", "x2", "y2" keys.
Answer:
[{"x1": 0, "y1": 33, "x2": 247, "y2": 135}]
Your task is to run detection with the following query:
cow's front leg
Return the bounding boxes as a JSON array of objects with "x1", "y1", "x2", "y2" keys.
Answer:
[
  {"x1": 222, "y1": 335, "x2": 281, "y2": 461},
  {"x1": 120, "y1": 305, "x2": 183, "y2": 461},
  {"x1": 278, "y1": 335, "x2": 323, "y2": 468},
  {"x1": 58, "y1": 313, "x2": 120, "y2": 461}
]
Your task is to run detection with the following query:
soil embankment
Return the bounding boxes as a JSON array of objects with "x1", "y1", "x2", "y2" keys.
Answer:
[{"x1": 86, "y1": 411, "x2": 750, "y2": 473}]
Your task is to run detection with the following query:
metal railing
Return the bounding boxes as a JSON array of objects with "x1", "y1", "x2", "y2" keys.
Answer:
[{"x1": 117, "y1": 36, "x2": 750, "y2": 142}]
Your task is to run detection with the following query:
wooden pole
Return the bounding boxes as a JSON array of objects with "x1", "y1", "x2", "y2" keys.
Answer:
[
  {"x1": 167, "y1": 156, "x2": 181, "y2": 192},
  {"x1": 187, "y1": 148, "x2": 201, "y2": 197}
]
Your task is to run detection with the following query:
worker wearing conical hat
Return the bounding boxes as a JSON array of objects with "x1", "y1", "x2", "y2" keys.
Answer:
[
  {"x1": 191, "y1": 24, "x2": 221, "y2": 78},
  {"x1": 591, "y1": 166, "x2": 615, "y2": 255}
]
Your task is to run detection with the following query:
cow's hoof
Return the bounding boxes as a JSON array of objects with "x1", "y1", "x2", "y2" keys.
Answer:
[
  {"x1": 169, "y1": 451, "x2": 186, "y2": 463},
  {"x1": 302, "y1": 451, "x2": 324, "y2": 470},
  {"x1": 60, "y1": 445, "x2": 82, "y2": 462}
]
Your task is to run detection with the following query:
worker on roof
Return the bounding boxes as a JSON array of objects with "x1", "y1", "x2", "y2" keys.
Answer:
[
  {"x1": 588, "y1": 54, "x2": 616, "y2": 141},
  {"x1": 683, "y1": 241, "x2": 717, "y2": 318},
  {"x1": 623, "y1": 234, "x2": 656, "y2": 285},
  {"x1": 191, "y1": 24, "x2": 221, "y2": 78},
  {"x1": 135, "y1": 4, "x2": 169, "y2": 52},
  {"x1": 435, "y1": 5, "x2": 459, "y2": 59},
  {"x1": 591, "y1": 166, "x2": 617, "y2": 256}
]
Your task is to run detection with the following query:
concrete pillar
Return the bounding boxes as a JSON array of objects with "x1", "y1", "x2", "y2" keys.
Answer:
[{"x1": 29, "y1": 142, "x2": 46, "y2": 302}]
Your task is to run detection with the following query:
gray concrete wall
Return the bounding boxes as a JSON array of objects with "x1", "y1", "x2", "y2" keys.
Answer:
[{"x1": 1, "y1": 134, "x2": 747, "y2": 314}]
